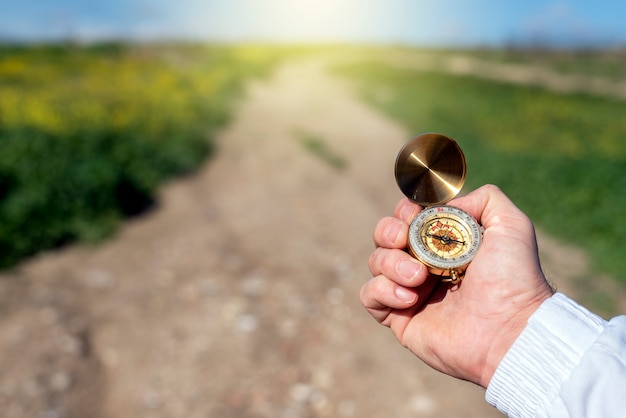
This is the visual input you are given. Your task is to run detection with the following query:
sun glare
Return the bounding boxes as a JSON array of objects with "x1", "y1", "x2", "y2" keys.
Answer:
[
  {"x1": 184, "y1": 0, "x2": 438, "y2": 44},
  {"x1": 294, "y1": 0, "x2": 337, "y2": 15},
  {"x1": 254, "y1": 0, "x2": 383, "y2": 42}
]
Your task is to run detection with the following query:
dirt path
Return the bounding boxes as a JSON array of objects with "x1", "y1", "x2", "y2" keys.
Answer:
[{"x1": 0, "y1": 53, "x2": 624, "y2": 418}]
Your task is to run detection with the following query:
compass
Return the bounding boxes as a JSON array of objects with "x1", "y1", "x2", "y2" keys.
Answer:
[{"x1": 394, "y1": 133, "x2": 482, "y2": 284}]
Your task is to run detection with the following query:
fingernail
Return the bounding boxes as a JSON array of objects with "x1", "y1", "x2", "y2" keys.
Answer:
[
  {"x1": 397, "y1": 259, "x2": 422, "y2": 282},
  {"x1": 395, "y1": 286, "x2": 416, "y2": 303},
  {"x1": 384, "y1": 222, "x2": 402, "y2": 246}
]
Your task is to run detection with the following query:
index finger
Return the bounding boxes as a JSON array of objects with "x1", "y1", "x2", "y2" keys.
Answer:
[
  {"x1": 393, "y1": 197, "x2": 422, "y2": 223},
  {"x1": 373, "y1": 217, "x2": 408, "y2": 249},
  {"x1": 373, "y1": 198, "x2": 423, "y2": 249}
]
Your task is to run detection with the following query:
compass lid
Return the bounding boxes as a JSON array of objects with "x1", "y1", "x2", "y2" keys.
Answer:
[{"x1": 394, "y1": 133, "x2": 467, "y2": 206}]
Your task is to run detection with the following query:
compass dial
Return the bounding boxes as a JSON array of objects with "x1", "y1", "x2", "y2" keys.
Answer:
[{"x1": 408, "y1": 205, "x2": 482, "y2": 282}]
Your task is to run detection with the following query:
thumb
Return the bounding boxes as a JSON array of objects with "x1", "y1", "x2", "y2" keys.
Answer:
[{"x1": 448, "y1": 184, "x2": 529, "y2": 230}]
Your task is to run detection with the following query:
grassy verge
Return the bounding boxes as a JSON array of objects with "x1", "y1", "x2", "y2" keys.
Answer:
[
  {"x1": 334, "y1": 59, "x2": 626, "y2": 284},
  {"x1": 0, "y1": 43, "x2": 288, "y2": 268}
]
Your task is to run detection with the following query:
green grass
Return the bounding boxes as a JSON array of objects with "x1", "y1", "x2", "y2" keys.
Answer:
[
  {"x1": 0, "y1": 43, "x2": 288, "y2": 268},
  {"x1": 335, "y1": 60, "x2": 626, "y2": 283}
]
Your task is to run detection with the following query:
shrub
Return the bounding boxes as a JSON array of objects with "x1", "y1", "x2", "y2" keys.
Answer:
[{"x1": 0, "y1": 43, "x2": 281, "y2": 268}]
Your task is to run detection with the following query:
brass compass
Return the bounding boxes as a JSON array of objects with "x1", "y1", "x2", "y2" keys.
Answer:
[{"x1": 394, "y1": 133, "x2": 482, "y2": 284}]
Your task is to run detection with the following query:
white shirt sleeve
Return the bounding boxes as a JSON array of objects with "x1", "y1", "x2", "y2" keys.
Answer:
[{"x1": 485, "y1": 292, "x2": 626, "y2": 417}]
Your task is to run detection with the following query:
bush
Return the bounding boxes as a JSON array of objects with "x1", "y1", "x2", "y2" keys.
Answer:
[{"x1": 0, "y1": 43, "x2": 281, "y2": 268}]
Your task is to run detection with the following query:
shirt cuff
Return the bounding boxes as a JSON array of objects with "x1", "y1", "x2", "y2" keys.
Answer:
[{"x1": 485, "y1": 292, "x2": 606, "y2": 418}]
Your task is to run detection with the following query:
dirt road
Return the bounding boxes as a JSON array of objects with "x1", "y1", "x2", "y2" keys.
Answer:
[{"x1": 1, "y1": 53, "x2": 623, "y2": 418}]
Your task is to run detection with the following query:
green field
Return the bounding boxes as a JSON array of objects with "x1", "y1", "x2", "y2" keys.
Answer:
[
  {"x1": 0, "y1": 43, "x2": 287, "y2": 268},
  {"x1": 335, "y1": 57, "x2": 626, "y2": 284}
]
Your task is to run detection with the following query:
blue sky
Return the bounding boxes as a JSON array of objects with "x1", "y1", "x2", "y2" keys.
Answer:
[{"x1": 1, "y1": 0, "x2": 625, "y2": 47}]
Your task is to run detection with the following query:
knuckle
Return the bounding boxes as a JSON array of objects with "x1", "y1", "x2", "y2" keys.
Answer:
[
  {"x1": 379, "y1": 251, "x2": 397, "y2": 274},
  {"x1": 374, "y1": 216, "x2": 395, "y2": 242},
  {"x1": 368, "y1": 247, "x2": 386, "y2": 275},
  {"x1": 480, "y1": 184, "x2": 502, "y2": 194},
  {"x1": 368, "y1": 249, "x2": 379, "y2": 272},
  {"x1": 368, "y1": 247, "x2": 377, "y2": 262},
  {"x1": 369, "y1": 275, "x2": 389, "y2": 295},
  {"x1": 360, "y1": 275, "x2": 384, "y2": 304}
]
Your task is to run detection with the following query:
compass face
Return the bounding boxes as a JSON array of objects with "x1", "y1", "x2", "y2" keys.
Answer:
[{"x1": 408, "y1": 205, "x2": 482, "y2": 274}]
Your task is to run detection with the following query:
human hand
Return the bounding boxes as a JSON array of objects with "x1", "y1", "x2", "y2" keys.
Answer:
[{"x1": 360, "y1": 185, "x2": 554, "y2": 387}]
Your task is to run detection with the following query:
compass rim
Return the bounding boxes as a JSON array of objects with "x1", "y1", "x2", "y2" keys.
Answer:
[{"x1": 407, "y1": 205, "x2": 482, "y2": 270}]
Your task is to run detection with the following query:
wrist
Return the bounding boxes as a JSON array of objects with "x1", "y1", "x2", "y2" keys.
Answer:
[
  {"x1": 485, "y1": 293, "x2": 606, "y2": 416},
  {"x1": 479, "y1": 290, "x2": 553, "y2": 388}
]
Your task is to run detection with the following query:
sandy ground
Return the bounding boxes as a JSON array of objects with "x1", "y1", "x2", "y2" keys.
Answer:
[{"x1": 1, "y1": 53, "x2": 625, "y2": 418}]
